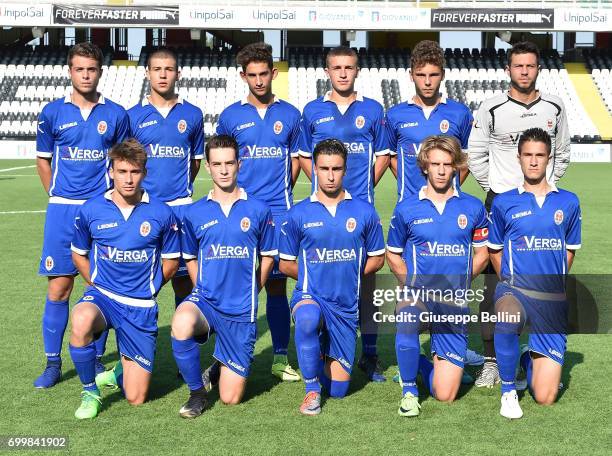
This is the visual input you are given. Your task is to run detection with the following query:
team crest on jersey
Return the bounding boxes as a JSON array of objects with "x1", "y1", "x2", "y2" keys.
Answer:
[
  {"x1": 97, "y1": 121, "x2": 107, "y2": 135},
  {"x1": 439, "y1": 119, "x2": 450, "y2": 133},
  {"x1": 140, "y1": 221, "x2": 151, "y2": 237},
  {"x1": 44, "y1": 256, "x2": 54, "y2": 271},
  {"x1": 457, "y1": 214, "x2": 468, "y2": 229},
  {"x1": 177, "y1": 119, "x2": 187, "y2": 134},
  {"x1": 547, "y1": 119, "x2": 554, "y2": 129},
  {"x1": 240, "y1": 217, "x2": 251, "y2": 232},
  {"x1": 273, "y1": 121, "x2": 283, "y2": 135},
  {"x1": 346, "y1": 217, "x2": 357, "y2": 233},
  {"x1": 355, "y1": 115, "x2": 365, "y2": 129},
  {"x1": 554, "y1": 210, "x2": 564, "y2": 225}
]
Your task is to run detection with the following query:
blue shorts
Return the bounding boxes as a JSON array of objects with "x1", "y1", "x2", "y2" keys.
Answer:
[
  {"x1": 427, "y1": 300, "x2": 468, "y2": 369},
  {"x1": 495, "y1": 282, "x2": 567, "y2": 365},
  {"x1": 39, "y1": 202, "x2": 81, "y2": 276},
  {"x1": 268, "y1": 212, "x2": 287, "y2": 281},
  {"x1": 185, "y1": 290, "x2": 257, "y2": 378},
  {"x1": 168, "y1": 203, "x2": 189, "y2": 278},
  {"x1": 290, "y1": 290, "x2": 358, "y2": 375},
  {"x1": 79, "y1": 287, "x2": 158, "y2": 372}
]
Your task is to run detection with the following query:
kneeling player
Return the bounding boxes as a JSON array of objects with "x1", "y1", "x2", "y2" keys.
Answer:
[
  {"x1": 488, "y1": 128, "x2": 581, "y2": 419},
  {"x1": 386, "y1": 136, "x2": 489, "y2": 416},
  {"x1": 171, "y1": 135, "x2": 276, "y2": 418},
  {"x1": 279, "y1": 139, "x2": 385, "y2": 415},
  {"x1": 69, "y1": 139, "x2": 180, "y2": 419}
]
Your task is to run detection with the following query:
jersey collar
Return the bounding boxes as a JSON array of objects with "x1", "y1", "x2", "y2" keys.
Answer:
[
  {"x1": 141, "y1": 95, "x2": 184, "y2": 106},
  {"x1": 103, "y1": 189, "x2": 150, "y2": 203},
  {"x1": 64, "y1": 91, "x2": 106, "y2": 105},
  {"x1": 518, "y1": 183, "x2": 559, "y2": 194},
  {"x1": 418, "y1": 185, "x2": 459, "y2": 201},
  {"x1": 240, "y1": 96, "x2": 280, "y2": 105},
  {"x1": 206, "y1": 187, "x2": 248, "y2": 201},
  {"x1": 309, "y1": 190, "x2": 352, "y2": 203},
  {"x1": 408, "y1": 93, "x2": 447, "y2": 106},
  {"x1": 323, "y1": 91, "x2": 364, "y2": 103}
]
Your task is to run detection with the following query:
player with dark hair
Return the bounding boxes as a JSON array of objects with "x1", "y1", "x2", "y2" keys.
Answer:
[
  {"x1": 387, "y1": 135, "x2": 489, "y2": 416},
  {"x1": 386, "y1": 40, "x2": 473, "y2": 201},
  {"x1": 34, "y1": 42, "x2": 129, "y2": 388},
  {"x1": 171, "y1": 135, "x2": 277, "y2": 418},
  {"x1": 488, "y1": 127, "x2": 580, "y2": 419},
  {"x1": 125, "y1": 46, "x2": 204, "y2": 309},
  {"x1": 68, "y1": 139, "x2": 180, "y2": 419},
  {"x1": 280, "y1": 139, "x2": 385, "y2": 415},
  {"x1": 215, "y1": 42, "x2": 302, "y2": 382},
  {"x1": 468, "y1": 41, "x2": 571, "y2": 387},
  {"x1": 299, "y1": 45, "x2": 390, "y2": 382}
]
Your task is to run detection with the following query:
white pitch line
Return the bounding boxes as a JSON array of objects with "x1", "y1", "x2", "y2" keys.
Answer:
[
  {"x1": 0, "y1": 210, "x2": 46, "y2": 215},
  {"x1": 0, "y1": 165, "x2": 36, "y2": 173}
]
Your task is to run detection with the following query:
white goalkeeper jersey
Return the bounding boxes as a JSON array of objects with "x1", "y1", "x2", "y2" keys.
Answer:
[{"x1": 467, "y1": 92, "x2": 571, "y2": 193}]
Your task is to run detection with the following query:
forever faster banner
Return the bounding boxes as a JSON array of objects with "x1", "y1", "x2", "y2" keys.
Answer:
[{"x1": 53, "y1": 5, "x2": 179, "y2": 26}]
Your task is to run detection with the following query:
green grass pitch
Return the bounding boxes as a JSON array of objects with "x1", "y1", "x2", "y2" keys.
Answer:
[{"x1": 0, "y1": 160, "x2": 610, "y2": 455}]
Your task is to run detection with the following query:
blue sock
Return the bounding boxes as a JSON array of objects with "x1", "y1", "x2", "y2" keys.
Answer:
[
  {"x1": 94, "y1": 329, "x2": 109, "y2": 359},
  {"x1": 171, "y1": 337, "x2": 203, "y2": 391},
  {"x1": 42, "y1": 298, "x2": 69, "y2": 362},
  {"x1": 294, "y1": 304, "x2": 321, "y2": 393},
  {"x1": 396, "y1": 307, "x2": 421, "y2": 396},
  {"x1": 418, "y1": 354, "x2": 435, "y2": 397},
  {"x1": 266, "y1": 295, "x2": 290, "y2": 356},
  {"x1": 361, "y1": 333, "x2": 378, "y2": 357},
  {"x1": 520, "y1": 349, "x2": 533, "y2": 394},
  {"x1": 330, "y1": 380, "x2": 350, "y2": 398},
  {"x1": 396, "y1": 332, "x2": 420, "y2": 396},
  {"x1": 494, "y1": 322, "x2": 521, "y2": 394},
  {"x1": 174, "y1": 295, "x2": 186, "y2": 309},
  {"x1": 69, "y1": 342, "x2": 98, "y2": 393}
]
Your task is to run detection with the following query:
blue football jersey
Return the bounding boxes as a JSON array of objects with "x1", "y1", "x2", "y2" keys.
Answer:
[
  {"x1": 299, "y1": 93, "x2": 389, "y2": 204},
  {"x1": 182, "y1": 190, "x2": 277, "y2": 322},
  {"x1": 387, "y1": 187, "x2": 488, "y2": 292},
  {"x1": 216, "y1": 98, "x2": 301, "y2": 214},
  {"x1": 71, "y1": 190, "x2": 181, "y2": 302},
  {"x1": 36, "y1": 94, "x2": 129, "y2": 199},
  {"x1": 279, "y1": 191, "x2": 385, "y2": 316},
  {"x1": 385, "y1": 97, "x2": 473, "y2": 201},
  {"x1": 127, "y1": 98, "x2": 204, "y2": 202},
  {"x1": 488, "y1": 185, "x2": 581, "y2": 293}
]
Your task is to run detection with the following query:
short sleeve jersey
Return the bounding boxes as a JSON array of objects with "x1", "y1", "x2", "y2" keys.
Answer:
[{"x1": 36, "y1": 94, "x2": 129, "y2": 199}]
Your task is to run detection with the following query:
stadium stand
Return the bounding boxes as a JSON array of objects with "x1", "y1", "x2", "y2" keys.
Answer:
[
  {"x1": 585, "y1": 48, "x2": 612, "y2": 116},
  {"x1": 0, "y1": 44, "x2": 608, "y2": 141}
]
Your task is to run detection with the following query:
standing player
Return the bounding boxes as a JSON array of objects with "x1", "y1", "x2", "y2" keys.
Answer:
[
  {"x1": 215, "y1": 42, "x2": 301, "y2": 381},
  {"x1": 127, "y1": 47, "x2": 204, "y2": 308},
  {"x1": 34, "y1": 42, "x2": 129, "y2": 388},
  {"x1": 468, "y1": 41, "x2": 571, "y2": 387},
  {"x1": 487, "y1": 128, "x2": 580, "y2": 419},
  {"x1": 69, "y1": 139, "x2": 180, "y2": 419},
  {"x1": 386, "y1": 40, "x2": 473, "y2": 202},
  {"x1": 171, "y1": 135, "x2": 277, "y2": 418},
  {"x1": 386, "y1": 136, "x2": 489, "y2": 416},
  {"x1": 279, "y1": 139, "x2": 385, "y2": 415},
  {"x1": 299, "y1": 46, "x2": 390, "y2": 382}
]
